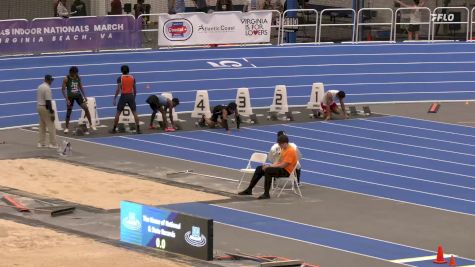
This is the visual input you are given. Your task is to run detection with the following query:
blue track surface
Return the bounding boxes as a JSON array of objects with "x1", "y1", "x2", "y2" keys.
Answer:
[
  {"x1": 82, "y1": 115, "x2": 475, "y2": 264},
  {"x1": 2, "y1": 42, "x2": 475, "y2": 128},
  {"x1": 86, "y1": 116, "x2": 475, "y2": 216},
  {"x1": 162, "y1": 202, "x2": 475, "y2": 267}
]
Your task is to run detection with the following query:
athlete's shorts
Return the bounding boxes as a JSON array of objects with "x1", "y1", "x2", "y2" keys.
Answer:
[
  {"x1": 146, "y1": 95, "x2": 159, "y2": 111},
  {"x1": 211, "y1": 106, "x2": 222, "y2": 122},
  {"x1": 117, "y1": 94, "x2": 136, "y2": 112},
  {"x1": 408, "y1": 24, "x2": 420, "y2": 33},
  {"x1": 67, "y1": 94, "x2": 84, "y2": 108},
  {"x1": 321, "y1": 102, "x2": 337, "y2": 113}
]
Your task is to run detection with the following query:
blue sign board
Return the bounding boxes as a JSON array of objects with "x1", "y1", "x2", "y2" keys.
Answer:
[{"x1": 120, "y1": 201, "x2": 213, "y2": 261}]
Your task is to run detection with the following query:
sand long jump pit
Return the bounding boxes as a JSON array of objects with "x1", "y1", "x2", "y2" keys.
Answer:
[{"x1": 0, "y1": 158, "x2": 228, "y2": 266}]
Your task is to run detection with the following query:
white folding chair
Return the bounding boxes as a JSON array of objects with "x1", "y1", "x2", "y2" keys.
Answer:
[
  {"x1": 237, "y1": 152, "x2": 268, "y2": 190},
  {"x1": 272, "y1": 163, "x2": 303, "y2": 198}
]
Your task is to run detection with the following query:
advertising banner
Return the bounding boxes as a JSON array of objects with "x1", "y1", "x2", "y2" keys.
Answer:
[
  {"x1": 158, "y1": 11, "x2": 273, "y2": 46},
  {"x1": 120, "y1": 201, "x2": 213, "y2": 261},
  {"x1": 0, "y1": 15, "x2": 140, "y2": 55}
]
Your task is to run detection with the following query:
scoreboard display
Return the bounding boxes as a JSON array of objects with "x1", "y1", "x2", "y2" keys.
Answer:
[{"x1": 120, "y1": 201, "x2": 213, "y2": 261}]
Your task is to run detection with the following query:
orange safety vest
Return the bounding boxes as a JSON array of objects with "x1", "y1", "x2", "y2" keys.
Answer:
[{"x1": 120, "y1": 75, "x2": 135, "y2": 94}]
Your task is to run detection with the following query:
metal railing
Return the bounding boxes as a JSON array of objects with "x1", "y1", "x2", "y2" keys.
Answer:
[
  {"x1": 394, "y1": 7, "x2": 431, "y2": 42},
  {"x1": 356, "y1": 8, "x2": 394, "y2": 43},
  {"x1": 4, "y1": 7, "x2": 475, "y2": 55},
  {"x1": 281, "y1": 9, "x2": 318, "y2": 45},
  {"x1": 319, "y1": 8, "x2": 356, "y2": 43},
  {"x1": 431, "y1": 7, "x2": 469, "y2": 41},
  {"x1": 470, "y1": 7, "x2": 475, "y2": 41}
]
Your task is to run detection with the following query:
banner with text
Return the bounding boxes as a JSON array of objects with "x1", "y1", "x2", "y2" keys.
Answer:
[
  {"x1": 158, "y1": 12, "x2": 272, "y2": 46},
  {"x1": 0, "y1": 15, "x2": 140, "y2": 54}
]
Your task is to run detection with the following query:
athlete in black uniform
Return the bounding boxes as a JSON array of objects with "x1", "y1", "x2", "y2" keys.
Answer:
[
  {"x1": 61, "y1": 66, "x2": 94, "y2": 134},
  {"x1": 200, "y1": 102, "x2": 241, "y2": 133}
]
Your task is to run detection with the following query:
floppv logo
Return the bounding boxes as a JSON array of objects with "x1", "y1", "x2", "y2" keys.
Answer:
[
  {"x1": 163, "y1": 19, "x2": 193, "y2": 41},
  {"x1": 184, "y1": 226, "x2": 207, "y2": 247},
  {"x1": 122, "y1": 212, "x2": 141, "y2": 231}
]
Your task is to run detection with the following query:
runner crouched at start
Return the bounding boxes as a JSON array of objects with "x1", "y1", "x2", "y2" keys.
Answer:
[
  {"x1": 146, "y1": 94, "x2": 179, "y2": 132},
  {"x1": 199, "y1": 102, "x2": 240, "y2": 133},
  {"x1": 321, "y1": 90, "x2": 348, "y2": 121}
]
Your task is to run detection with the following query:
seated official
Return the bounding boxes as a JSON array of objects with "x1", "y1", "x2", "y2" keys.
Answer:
[
  {"x1": 268, "y1": 131, "x2": 302, "y2": 184},
  {"x1": 238, "y1": 134, "x2": 298, "y2": 199}
]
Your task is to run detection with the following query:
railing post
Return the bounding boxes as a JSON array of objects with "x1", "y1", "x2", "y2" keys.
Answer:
[
  {"x1": 319, "y1": 8, "x2": 356, "y2": 43},
  {"x1": 356, "y1": 8, "x2": 394, "y2": 43}
]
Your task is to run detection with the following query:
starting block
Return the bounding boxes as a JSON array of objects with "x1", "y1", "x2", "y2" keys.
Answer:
[
  {"x1": 267, "y1": 111, "x2": 278, "y2": 121},
  {"x1": 428, "y1": 103, "x2": 440, "y2": 113},
  {"x1": 362, "y1": 106, "x2": 371, "y2": 116},
  {"x1": 348, "y1": 106, "x2": 358, "y2": 116},
  {"x1": 117, "y1": 123, "x2": 127, "y2": 133},
  {"x1": 309, "y1": 109, "x2": 321, "y2": 119},
  {"x1": 249, "y1": 113, "x2": 258, "y2": 124},
  {"x1": 285, "y1": 111, "x2": 294, "y2": 121}
]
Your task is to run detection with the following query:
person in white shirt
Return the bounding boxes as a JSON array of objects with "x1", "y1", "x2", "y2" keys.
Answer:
[
  {"x1": 268, "y1": 131, "x2": 302, "y2": 184},
  {"x1": 321, "y1": 90, "x2": 348, "y2": 121},
  {"x1": 37, "y1": 75, "x2": 58, "y2": 149},
  {"x1": 395, "y1": 0, "x2": 427, "y2": 40},
  {"x1": 56, "y1": 0, "x2": 76, "y2": 18}
]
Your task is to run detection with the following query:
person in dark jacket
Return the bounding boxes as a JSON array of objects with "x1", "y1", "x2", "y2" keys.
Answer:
[
  {"x1": 71, "y1": 0, "x2": 87, "y2": 16},
  {"x1": 216, "y1": 0, "x2": 233, "y2": 11},
  {"x1": 193, "y1": 0, "x2": 208, "y2": 12},
  {"x1": 110, "y1": 0, "x2": 123, "y2": 15}
]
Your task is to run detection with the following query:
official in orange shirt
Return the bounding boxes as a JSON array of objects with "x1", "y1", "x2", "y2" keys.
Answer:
[
  {"x1": 239, "y1": 134, "x2": 298, "y2": 199},
  {"x1": 111, "y1": 65, "x2": 141, "y2": 134}
]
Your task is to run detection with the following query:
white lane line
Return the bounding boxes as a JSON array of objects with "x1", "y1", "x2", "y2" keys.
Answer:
[
  {"x1": 383, "y1": 114, "x2": 475, "y2": 130},
  {"x1": 3, "y1": 67, "x2": 475, "y2": 94},
  {"x1": 21, "y1": 127, "x2": 473, "y2": 217},
  {"x1": 241, "y1": 127, "x2": 475, "y2": 167},
  {"x1": 124, "y1": 134, "x2": 475, "y2": 202},
  {"x1": 202, "y1": 129, "x2": 475, "y2": 190},
  {"x1": 362, "y1": 118, "x2": 475, "y2": 138},
  {"x1": 4, "y1": 61, "x2": 475, "y2": 82},
  {"x1": 0, "y1": 42, "x2": 471, "y2": 61},
  {"x1": 212, "y1": 204, "x2": 461, "y2": 264},
  {"x1": 390, "y1": 254, "x2": 451, "y2": 264},
  {"x1": 321, "y1": 121, "x2": 475, "y2": 148},
  {"x1": 2, "y1": 77, "x2": 475, "y2": 96},
  {"x1": 4, "y1": 49, "x2": 475, "y2": 69},
  {"x1": 213, "y1": 222, "x2": 400, "y2": 265},
  {"x1": 283, "y1": 124, "x2": 475, "y2": 157}
]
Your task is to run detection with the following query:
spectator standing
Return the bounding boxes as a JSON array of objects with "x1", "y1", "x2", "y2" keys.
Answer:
[
  {"x1": 110, "y1": 0, "x2": 123, "y2": 15},
  {"x1": 71, "y1": 0, "x2": 87, "y2": 16},
  {"x1": 57, "y1": 0, "x2": 74, "y2": 18},
  {"x1": 193, "y1": 0, "x2": 208, "y2": 12},
  {"x1": 216, "y1": 0, "x2": 233, "y2": 11},
  {"x1": 167, "y1": 0, "x2": 185, "y2": 14},
  {"x1": 245, "y1": 0, "x2": 261, "y2": 12},
  {"x1": 394, "y1": 0, "x2": 428, "y2": 40},
  {"x1": 175, "y1": 0, "x2": 186, "y2": 13},
  {"x1": 134, "y1": 0, "x2": 145, "y2": 18},
  {"x1": 37, "y1": 75, "x2": 58, "y2": 149},
  {"x1": 53, "y1": 0, "x2": 60, "y2": 17}
]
